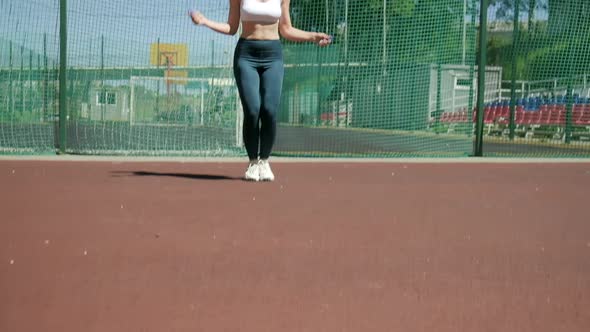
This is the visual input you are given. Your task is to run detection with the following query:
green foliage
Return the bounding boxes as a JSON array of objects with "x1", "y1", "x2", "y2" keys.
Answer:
[
  {"x1": 487, "y1": 20, "x2": 590, "y2": 82},
  {"x1": 288, "y1": 0, "x2": 471, "y2": 65}
]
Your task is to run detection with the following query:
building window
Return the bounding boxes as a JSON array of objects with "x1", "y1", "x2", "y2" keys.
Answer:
[{"x1": 97, "y1": 91, "x2": 116, "y2": 105}]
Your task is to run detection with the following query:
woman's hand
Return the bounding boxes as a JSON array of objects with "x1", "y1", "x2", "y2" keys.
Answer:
[
  {"x1": 313, "y1": 33, "x2": 332, "y2": 47},
  {"x1": 189, "y1": 10, "x2": 207, "y2": 26},
  {"x1": 188, "y1": 6, "x2": 239, "y2": 35}
]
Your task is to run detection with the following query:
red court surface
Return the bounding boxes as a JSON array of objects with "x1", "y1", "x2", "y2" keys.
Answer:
[{"x1": 1, "y1": 159, "x2": 590, "y2": 332}]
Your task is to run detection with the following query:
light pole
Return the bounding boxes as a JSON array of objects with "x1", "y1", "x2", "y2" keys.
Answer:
[
  {"x1": 326, "y1": 0, "x2": 329, "y2": 33},
  {"x1": 383, "y1": 0, "x2": 387, "y2": 69},
  {"x1": 462, "y1": 0, "x2": 467, "y2": 65}
]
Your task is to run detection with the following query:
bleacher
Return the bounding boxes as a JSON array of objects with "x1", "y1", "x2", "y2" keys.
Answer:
[{"x1": 439, "y1": 95, "x2": 590, "y2": 138}]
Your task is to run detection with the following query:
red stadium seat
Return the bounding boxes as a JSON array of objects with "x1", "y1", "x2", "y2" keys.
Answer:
[
  {"x1": 447, "y1": 112, "x2": 456, "y2": 123},
  {"x1": 547, "y1": 109, "x2": 558, "y2": 125},
  {"x1": 557, "y1": 110, "x2": 566, "y2": 125},
  {"x1": 497, "y1": 115, "x2": 509, "y2": 125},
  {"x1": 579, "y1": 110, "x2": 590, "y2": 126},
  {"x1": 458, "y1": 110, "x2": 468, "y2": 123},
  {"x1": 573, "y1": 106, "x2": 584, "y2": 125},
  {"x1": 321, "y1": 113, "x2": 334, "y2": 121},
  {"x1": 524, "y1": 111, "x2": 536, "y2": 125},
  {"x1": 515, "y1": 109, "x2": 525, "y2": 125},
  {"x1": 539, "y1": 109, "x2": 551, "y2": 125},
  {"x1": 484, "y1": 107, "x2": 496, "y2": 124},
  {"x1": 548, "y1": 110, "x2": 565, "y2": 125},
  {"x1": 500, "y1": 105, "x2": 510, "y2": 118},
  {"x1": 534, "y1": 110, "x2": 543, "y2": 124}
]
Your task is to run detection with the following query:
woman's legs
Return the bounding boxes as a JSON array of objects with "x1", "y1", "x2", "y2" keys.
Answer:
[
  {"x1": 233, "y1": 39, "x2": 283, "y2": 180},
  {"x1": 259, "y1": 59, "x2": 284, "y2": 160},
  {"x1": 233, "y1": 58, "x2": 261, "y2": 161}
]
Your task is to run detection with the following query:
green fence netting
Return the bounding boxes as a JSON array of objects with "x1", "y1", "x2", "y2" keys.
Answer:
[
  {"x1": 0, "y1": 0, "x2": 59, "y2": 154},
  {"x1": 1, "y1": 0, "x2": 588, "y2": 157},
  {"x1": 479, "y1": 0, "x2": 590, "y2": 157}
]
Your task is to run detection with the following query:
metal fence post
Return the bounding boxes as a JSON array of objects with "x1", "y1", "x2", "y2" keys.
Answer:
[
  {"x1": 509, "y1": 0, "x2": 520, "y2": 140},
  {"x1": 9, "y1": 41, "x2": 13, "y2": 114},
  {"x1": 58, "y1": 0, "x2": 68, "y2": 153},
  {"x1": 564, "y1": 40, "x2": 574, "y2": 144},
  {"x1": 474, "y1": 0, "x2": 488, "y2": 156}
]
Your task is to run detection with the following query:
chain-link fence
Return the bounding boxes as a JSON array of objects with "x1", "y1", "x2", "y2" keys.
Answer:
[{"x1": 1, "y1": 0, "x2": 588, "y2": 157}]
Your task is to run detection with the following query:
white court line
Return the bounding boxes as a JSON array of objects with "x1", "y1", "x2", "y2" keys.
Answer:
[{"x1": 0, "y1": 155, "x2": 589, "y2": 164}]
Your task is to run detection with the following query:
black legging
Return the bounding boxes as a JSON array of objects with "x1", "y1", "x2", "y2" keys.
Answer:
[{"x1": 233, "y1": 38, "x2": 284, "y2": 160}]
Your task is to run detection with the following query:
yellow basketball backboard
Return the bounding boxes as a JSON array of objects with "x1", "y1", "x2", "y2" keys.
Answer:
[{"x1": 150, "y1": 43, "x2": 188, "y2": 67}]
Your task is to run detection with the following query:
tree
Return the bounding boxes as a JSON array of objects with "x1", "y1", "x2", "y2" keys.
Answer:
[
  {"x1": 547, "y1": 1, "x2": 590, "y2": 37},
  {"x1": 289, "y1": 0, "x2": 471, "y2": 65},
  {"x1": 488, "y1": 0, "x2": 547, "y2": 21},
  {"x1": 486, "y1": 0, "x2": 590, "y2": 81},
  {"x1": 488, "y1": 0, "x2": 590, "y2": 37}
]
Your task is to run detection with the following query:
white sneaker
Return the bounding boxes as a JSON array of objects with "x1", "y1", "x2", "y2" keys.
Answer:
[
  {"x1": 244, "y1": 160, "x2": 260, "y2": 181},
  {"x1": 258, "y1": 159, "x2": 275, "y2": 181}
]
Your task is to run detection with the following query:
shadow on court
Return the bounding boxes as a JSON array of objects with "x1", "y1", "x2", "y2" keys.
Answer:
[{"x1": 111, "y1": 171, "x2": 242, "y2": 181}]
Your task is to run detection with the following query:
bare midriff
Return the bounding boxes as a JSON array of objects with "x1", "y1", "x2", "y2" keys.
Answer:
[{"x1": 240, "y1": 21, "x2": 280, "y2": 40}]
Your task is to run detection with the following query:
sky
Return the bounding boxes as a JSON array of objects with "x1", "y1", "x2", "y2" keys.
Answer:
[{"x1": 0, "y1": 0, "x2": 237, "y2": 67}]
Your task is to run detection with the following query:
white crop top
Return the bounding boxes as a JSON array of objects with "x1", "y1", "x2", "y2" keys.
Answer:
[{"x1": 241, "y1": 0, "x2": 282, "y2": 23}]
